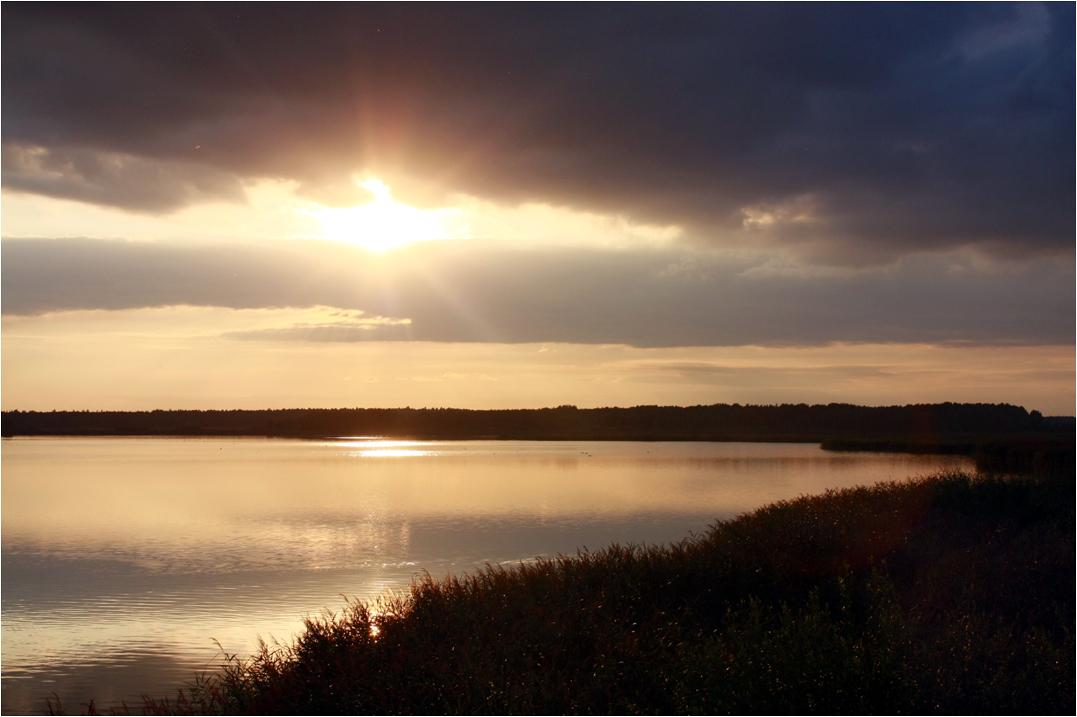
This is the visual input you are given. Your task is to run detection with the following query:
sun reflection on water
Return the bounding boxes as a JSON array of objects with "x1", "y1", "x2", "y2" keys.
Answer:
[
  {"x1": 352, "y1": 449, "x2": 431, "y2": 458},
  {"x1": 335, "y1": 438, "x2": 436, "y2": 458}
]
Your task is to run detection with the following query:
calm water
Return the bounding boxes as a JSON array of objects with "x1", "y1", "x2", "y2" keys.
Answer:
[{"x1": 1, "y1": 437, "x2": 973, "y2": 712}]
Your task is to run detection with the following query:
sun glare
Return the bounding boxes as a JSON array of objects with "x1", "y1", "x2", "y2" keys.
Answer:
[{"x1": 317, "y1": 179, "x2": 453, "y2": 252}]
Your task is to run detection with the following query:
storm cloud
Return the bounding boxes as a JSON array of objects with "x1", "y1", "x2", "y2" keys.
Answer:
[
  {"x1": 3, "y1": 238, "x2": 1071, "y2": 347},
  {"x1": 4, "y1": 4, "x2": 1074, "y2": 262}
]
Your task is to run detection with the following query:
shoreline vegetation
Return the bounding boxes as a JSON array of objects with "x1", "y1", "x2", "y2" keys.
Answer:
[
  {"x1": 60, "y1": 469, "x2": 1073, "y2": 715},
  {"x1": 25, "y1": 405, "x2": 1073, "y2": 714}
]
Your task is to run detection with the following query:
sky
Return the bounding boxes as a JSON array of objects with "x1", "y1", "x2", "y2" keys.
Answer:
[{"x1": 2, "y1": 4, "x2": 1074, "y2": 414}]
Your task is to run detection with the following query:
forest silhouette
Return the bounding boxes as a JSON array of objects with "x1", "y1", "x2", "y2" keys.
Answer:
[{"x1": 3, "y1": 402, "x2": 1070, "y2": 440}]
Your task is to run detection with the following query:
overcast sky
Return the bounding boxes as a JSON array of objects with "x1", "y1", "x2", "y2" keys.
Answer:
[{"x1": 2, "y1": 4, "x2": 1073, "y2": 412}]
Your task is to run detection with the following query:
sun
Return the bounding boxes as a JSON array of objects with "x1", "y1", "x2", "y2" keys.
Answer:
[{"x1": 317, "y1": 179, "x2": 452, "y2": 252}]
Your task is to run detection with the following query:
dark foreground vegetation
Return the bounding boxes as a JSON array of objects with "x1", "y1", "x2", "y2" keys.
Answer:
[
  {"x1": 74, "y1": 469, "x2": 1073, "y2": 715},
  {"x1": 4, "y1": 402, "x2": 1072, "y2": 441},
  {"x1": 822, "y1": 435, "x2": 1076, "y2": 477}
]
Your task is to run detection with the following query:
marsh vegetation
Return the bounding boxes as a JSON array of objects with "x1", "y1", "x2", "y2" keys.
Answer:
[{"x1": 99, "y1": 469, "x2": 1075, "y2": 715}]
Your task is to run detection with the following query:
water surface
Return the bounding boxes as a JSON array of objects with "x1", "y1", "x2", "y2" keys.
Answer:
[{"x1": 2, "y1": 437, "x2": 972, "y2": 712}]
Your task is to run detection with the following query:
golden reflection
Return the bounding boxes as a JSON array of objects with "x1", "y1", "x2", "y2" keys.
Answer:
[
  {"x1": 336, "y1": 439, "x2": 427, "y2": 447},
  {"x1": 1, "y1": 438, "x2": 975, "y2": 548},
  {"x1": 337, "y1": 439, "x2": 435, "y2": 457},
  {"x1": 351, "y1": 449, "x2": 431, "y2": 458}
]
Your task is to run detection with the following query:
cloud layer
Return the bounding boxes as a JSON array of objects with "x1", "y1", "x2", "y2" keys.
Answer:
[
  {"x1": 4, "y1": 4, "x2": 1074, "y2": 262},
  {"x1": 3, "y1": 238, "x2": 1071, "y2": 347}
]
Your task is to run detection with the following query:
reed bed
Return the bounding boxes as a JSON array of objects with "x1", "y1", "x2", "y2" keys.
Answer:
[{"x1": 70, "y1": 471, "x2": 1074, "y2": 715}]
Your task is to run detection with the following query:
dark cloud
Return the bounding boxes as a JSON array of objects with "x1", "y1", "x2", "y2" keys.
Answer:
[
  {"x1": 3, "y1": 238, "x2": 1072, "y2": 347},
  {"x1": 1, "y1": 143, "x2": 245, "y2": 212},
  {"x1": 3, "y1": 4, "x2": 1073, "y2": 261}
]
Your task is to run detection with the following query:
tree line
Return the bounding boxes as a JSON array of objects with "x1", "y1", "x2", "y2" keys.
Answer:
[{"x1": 2, "y1": 402, "x2": 1071, "y2": 440}]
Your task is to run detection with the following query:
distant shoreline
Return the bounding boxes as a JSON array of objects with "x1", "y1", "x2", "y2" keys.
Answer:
[
  {"x1": 5, "y1": 403, "x2": 1072, "y2": 475},
  {"x1": 3, "y1": 402, "x2": 1072, "y2": 439}
]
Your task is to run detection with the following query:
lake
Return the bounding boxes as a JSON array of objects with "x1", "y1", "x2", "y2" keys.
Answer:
[{"x1": 1, "y1": 437, "x2": 973, "y2": 713}]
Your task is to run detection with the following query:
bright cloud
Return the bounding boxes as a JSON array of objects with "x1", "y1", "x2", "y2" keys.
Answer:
[{"x1": 2, "y1": 179, "x2": 684, "y2": 252}]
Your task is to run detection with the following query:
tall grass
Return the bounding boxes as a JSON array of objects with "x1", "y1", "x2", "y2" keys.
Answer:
[{"x1": 83, "y1": 471, "x2": 1074, "y2": 714}]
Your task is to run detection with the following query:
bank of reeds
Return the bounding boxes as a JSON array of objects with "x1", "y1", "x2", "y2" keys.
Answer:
[
  {"x1": 84, "y1": 471, "x2": 1074, "y2": 715},
  {"x1": 821, "y1": 435, "x2": 1075, "y2": 479}
]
